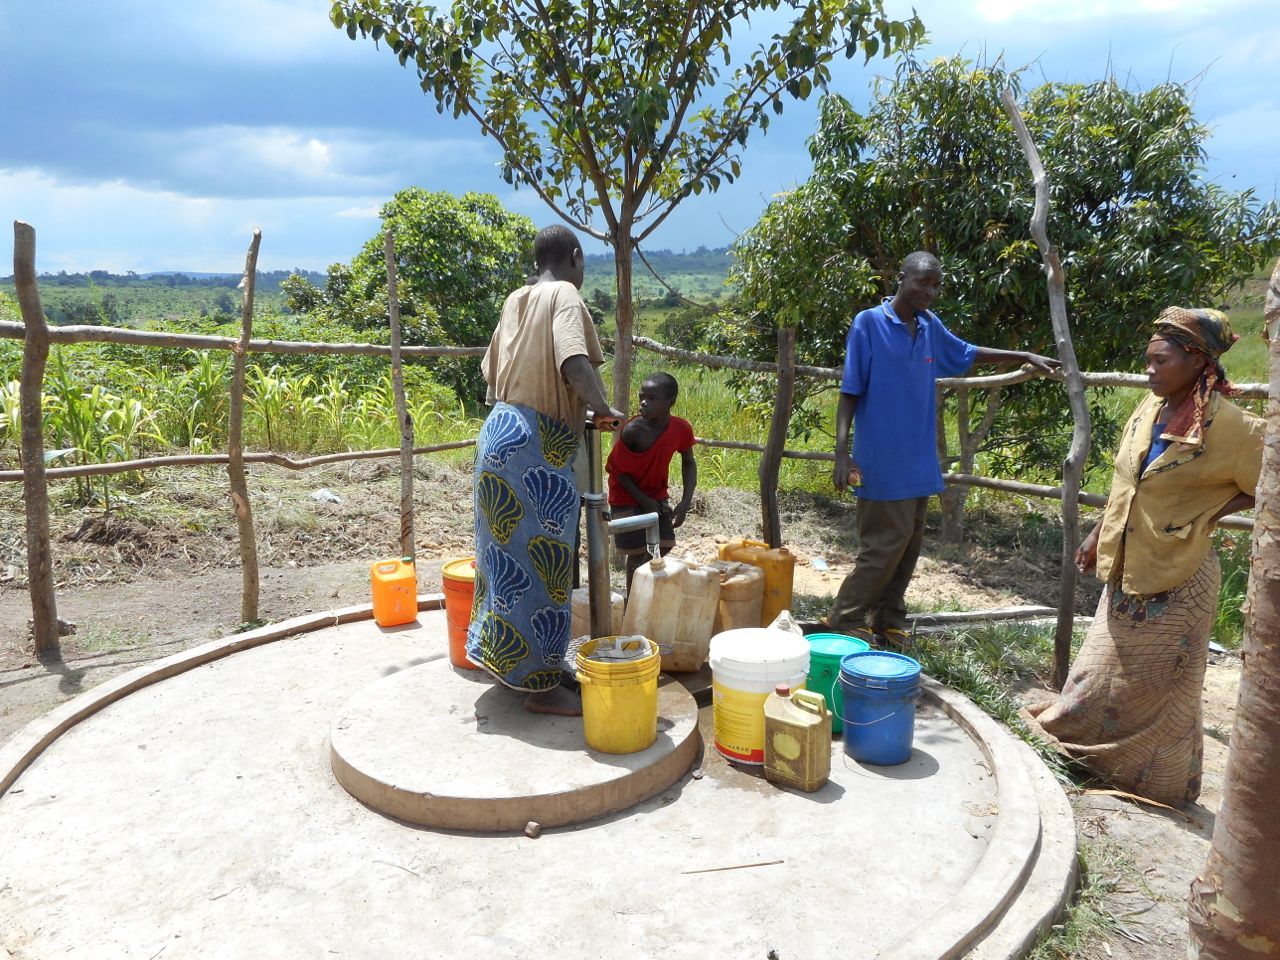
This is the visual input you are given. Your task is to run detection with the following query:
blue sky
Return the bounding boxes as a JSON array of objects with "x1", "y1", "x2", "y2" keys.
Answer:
[{"x1": 1, "y1": 0, "x2": 1275, "y2": 273}]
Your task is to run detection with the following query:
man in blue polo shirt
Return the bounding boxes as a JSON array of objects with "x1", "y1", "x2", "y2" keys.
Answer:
[{"x1": 828, "y1": 251, "x2": 1059, "y2": 646}]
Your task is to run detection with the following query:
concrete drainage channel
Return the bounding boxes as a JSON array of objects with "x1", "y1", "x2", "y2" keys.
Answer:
[{"x1": 0, "y1": 603, "x2": 1075, "y2": 959}]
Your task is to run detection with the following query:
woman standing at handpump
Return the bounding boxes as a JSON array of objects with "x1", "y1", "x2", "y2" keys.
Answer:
[
  {"x1": 1025, "y1": 307, "x2": 1263, "y2": 805},
  {"x1": 466, "y1": 225, "x2": 624, "y2": 716}
]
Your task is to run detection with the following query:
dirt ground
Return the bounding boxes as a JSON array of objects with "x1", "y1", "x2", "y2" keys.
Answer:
[{"x1": 0, "y1": 459, "x2": 1241, "y2": 958}]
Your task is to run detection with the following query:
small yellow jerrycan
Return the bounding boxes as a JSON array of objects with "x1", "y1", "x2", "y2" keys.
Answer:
[
  {"x1": 718, "y1": 538, "x2": 795, "y2": 627},
  {"x1": 763, "y1": 684, "x2": 831, "y2": 792}
]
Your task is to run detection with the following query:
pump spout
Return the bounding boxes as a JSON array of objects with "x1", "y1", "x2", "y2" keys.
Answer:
[{"x1": 608, "y1": 511, "x2": 662, "y2": 560}]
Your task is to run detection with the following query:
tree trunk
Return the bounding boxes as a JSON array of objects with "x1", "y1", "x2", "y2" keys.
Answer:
[
  {"x1": 759, "y1": 327, "x2": 796, "y2": 548},
  {"x1": 384, "y1": 230, "x2": 415, "y2": 561},
  {"x1": 1188, "y1": 255, "x2": 1280, "y2": 958},
  {"x1": 227, "y1": 230, "x2": 262, "y2": 625},
  {"x1": 1002, "y1": 89, "x2": 1091, "y2": 691},
  {"x1": 612, "y1": 229, "x2": 636, "y2": 411},
  {"x1": 13, "y1": 221, "x2": 60, "y2": 658}
]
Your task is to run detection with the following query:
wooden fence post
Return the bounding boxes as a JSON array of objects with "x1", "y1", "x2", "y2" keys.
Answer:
[
  {"x1": 383, "y1": 230, "x2": 415, "y2": 561},
  {"x1": 759, "y1": 327, "x2": 796, "y2": 548},
  {"x1": 1002, "y1": 89, "x2": 1092, "y2": 690},
  {"x1": 13, "y1": 221, "x2": 61, "y2": 657},
  {"x1": 227, "y1": 229, "x2": 262, "y2": 625}
]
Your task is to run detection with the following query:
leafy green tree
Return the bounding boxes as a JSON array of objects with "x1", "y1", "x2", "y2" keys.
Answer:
[
  {"x1": 331, "y1": 0, "x2": 924, "y2": 407},
  {"x1": 725, "y1": 57, "x2": 1280, "y2": 515},
  {"x1": 284, "y1": 188, "x2": 534, "y2": 401}
]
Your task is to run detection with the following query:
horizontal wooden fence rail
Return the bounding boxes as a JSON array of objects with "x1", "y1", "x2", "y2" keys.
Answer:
[
  {"x1": 696, "y1": 438, "x2": 1255, "y2": 532},
  {"x1": 631, "y1": 335, "x2": 1268, "y2": 398},
  {"x1": 0, "y1": 440, "x2": 477, "y2": 483},
  {"x1": 0, "y1": 320, "x2": 488, "y2": 358}
]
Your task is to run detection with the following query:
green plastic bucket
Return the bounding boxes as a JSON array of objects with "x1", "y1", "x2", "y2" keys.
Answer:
[{"x1": 807, "y1": 632, "x2": 872, "y2": 733}]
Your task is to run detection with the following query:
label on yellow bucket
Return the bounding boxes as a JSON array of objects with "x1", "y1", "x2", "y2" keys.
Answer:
[{"x1": 712, "y1": 679, "x2": 805, "y2": 764}]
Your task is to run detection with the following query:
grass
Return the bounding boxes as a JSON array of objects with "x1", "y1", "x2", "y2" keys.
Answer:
[
  {"x1": 74, "y1": 626, "x2": 152, "y2": 653},
  {"x1": 907, "y1": 621, "x2": 1084, "y2": 779},
  {"x1": 1027, "y1": 831, "x2": 1155, "y2": 959}
]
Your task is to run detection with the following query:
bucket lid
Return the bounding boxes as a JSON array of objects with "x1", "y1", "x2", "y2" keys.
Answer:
[
  {"x1": 442, "y1": 557, "x2": 476, "y2": 581},
  {"x1": 839, "y1": 650, "x2": 921, "y2": 686},
  {"x1": 709, "y1": 627, "x2": 809, "y2": 666},
  {"x1": 807, "y1": 632, "x2": 872, "y2": 659}
]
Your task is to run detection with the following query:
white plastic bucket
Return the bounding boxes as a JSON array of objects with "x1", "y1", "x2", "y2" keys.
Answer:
[{"x1": 709, "y1": 627, "x2": 810, "y2": 764}]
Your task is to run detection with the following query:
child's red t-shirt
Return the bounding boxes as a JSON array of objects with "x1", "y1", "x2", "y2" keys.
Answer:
[{"x1": 606, "y1": 415, "x2": 696, "y2": 507}]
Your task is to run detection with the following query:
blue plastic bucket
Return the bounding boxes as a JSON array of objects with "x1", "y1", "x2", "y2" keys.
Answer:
[
  {"x1": 806, "y1": 633, "x2": 871, "y2": 734},
  {"x1": 838, "y1": 651, "x2": 922, "y2": 766}
]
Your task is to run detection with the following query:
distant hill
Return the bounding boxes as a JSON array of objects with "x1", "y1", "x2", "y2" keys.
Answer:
[
  {"x1": 0, "y1": 269, "x2": 327, "y2": 327},
  {"x1": 0, "y1": 269, "x2": 326, "y2": 292},
  {"x1": 583, "y1": 246, "x2": 733, "y2": 301},
  {"x1": 0, "y1": 247, "x2": 737, "y2": 327}
]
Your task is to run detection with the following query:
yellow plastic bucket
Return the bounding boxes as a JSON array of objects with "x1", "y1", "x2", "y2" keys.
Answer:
[{"x1": 575, "y1": 637, "x2": 661, "y2": 755}]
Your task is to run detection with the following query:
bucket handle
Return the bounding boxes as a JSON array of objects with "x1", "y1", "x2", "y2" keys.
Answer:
[{"x1": 831, "y1": 687, "x2": 921, "y2": 728}]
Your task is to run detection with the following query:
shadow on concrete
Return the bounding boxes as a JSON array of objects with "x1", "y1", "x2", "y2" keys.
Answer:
[
  {"x1": 380, "y1": 653, "x2": 447, "y2": 677},
  {"x1": 468, "y1": 678, "x2": 687, "y2": 774},
  {"x1": 835, "y1": 747, "x2": 942, "y2": 781}
]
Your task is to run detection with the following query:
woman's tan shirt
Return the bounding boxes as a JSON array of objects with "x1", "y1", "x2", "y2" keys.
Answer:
[
  {"x1": 482, "y1": 280, "x2": 604, "y2": 428},
  {"x1": 1096, "y1": 392, "x2": 1264, "y2": 596}
]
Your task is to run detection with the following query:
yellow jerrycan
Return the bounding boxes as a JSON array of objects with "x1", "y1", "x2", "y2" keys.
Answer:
[
  {"x1": 707, "y1": 560, "x2": 765, "y2": 633},
  {"x1": 763, "y1": 684, "x2": 831, "y2": 792},
  {"x1": 718, "y1": 538, "x2": 795, "y2": 627}
]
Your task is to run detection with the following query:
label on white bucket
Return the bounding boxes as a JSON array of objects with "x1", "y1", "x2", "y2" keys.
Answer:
[{"x1": 712, "y1": 672, "x2": 808, "y2": 764}]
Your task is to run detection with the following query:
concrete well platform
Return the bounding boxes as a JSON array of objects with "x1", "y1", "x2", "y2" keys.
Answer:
[
  {"x1": 330, "y1": 659, "x2": 701, "y2": 830},
  {"x1": 0, "y1": 603, "x2": 1076, "y2": 960}
]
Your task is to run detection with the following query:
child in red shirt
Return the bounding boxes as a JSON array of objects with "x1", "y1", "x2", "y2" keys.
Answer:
[{"x1": 606, "y1": 372, "x2": 698, "y2": 590}]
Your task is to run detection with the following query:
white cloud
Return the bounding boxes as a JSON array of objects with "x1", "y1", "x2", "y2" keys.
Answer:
[
  {"x1": 335, "y1": 204, "x2": 382, "y2": 219},
  {"x1": 122, "y1": 125, "x2": 494, "y2": 199},
  {"x1": 0, "y1": 167, "x2": 383, "y2": 272}
]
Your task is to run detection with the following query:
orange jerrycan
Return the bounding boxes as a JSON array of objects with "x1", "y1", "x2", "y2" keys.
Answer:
[
  {"x1": 718, "y1": 538, "x2": 794, "y2": 627},
  {"x1": 371, "y1": 556, "x2": 418, "y2": 628}
]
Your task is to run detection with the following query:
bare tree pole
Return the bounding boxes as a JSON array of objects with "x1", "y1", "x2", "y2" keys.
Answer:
[
  {"x1": 1001, "y1": 88, "x2": 1091, "y2": 690},
  {"x1": 383, "y1": 230, "x2": 415, "y2": 561},
  {"x1": 13, "y1": 221, "x2": 62, "y2": 658},
  {"x1": 759, "y1": 327, "x2": 796, "y2": 548},
  {"x1": 227, "y1": 229, "x2": 262, "y2": 625},
  {"x1": 1189, "y1": 255, "x2": 1280, "y2": 957}
]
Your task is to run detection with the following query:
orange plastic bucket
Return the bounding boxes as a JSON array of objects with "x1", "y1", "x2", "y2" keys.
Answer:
[{"x1": 442, "y1": 557, "x2": 479, "y2": 669}]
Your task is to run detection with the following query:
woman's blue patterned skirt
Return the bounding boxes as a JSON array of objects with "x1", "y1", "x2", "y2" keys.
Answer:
[{"x1": 465, "y1": 402, "x2": 580, "y2": 691}]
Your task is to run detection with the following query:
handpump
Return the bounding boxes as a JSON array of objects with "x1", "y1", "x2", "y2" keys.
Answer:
[{"x1": 583, "y1": 415, "x2": 662, "y2": 638}]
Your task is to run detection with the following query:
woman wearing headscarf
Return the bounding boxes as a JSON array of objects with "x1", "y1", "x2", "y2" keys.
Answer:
[{"x1": 1025, "y1": 307, "x2": 1263, "y2": 805}]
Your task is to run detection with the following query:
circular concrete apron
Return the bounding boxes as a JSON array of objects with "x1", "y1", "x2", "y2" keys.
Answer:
[{"x1": 0, "y1": 606, "x2": 1074, "y2": 960}]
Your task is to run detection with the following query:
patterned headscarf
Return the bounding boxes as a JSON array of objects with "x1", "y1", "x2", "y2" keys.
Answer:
[{"x1": 1151, "y1": 307, "x2": 1239, "y2": 446}]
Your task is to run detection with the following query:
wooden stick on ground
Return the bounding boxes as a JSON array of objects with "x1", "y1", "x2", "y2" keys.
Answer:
[
  {"x1": 383, "y1": 230, "x2": 415, "y2": 561},
  {"x1": 227, "y1": 229, "x2": 262, "y2": 625},
  {"x1": 13, "y1": 221, "x2": 61, "y2": 658},
  {"x1": 1002, "y1": 88, "x2": 1092, "y2": 690}
]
